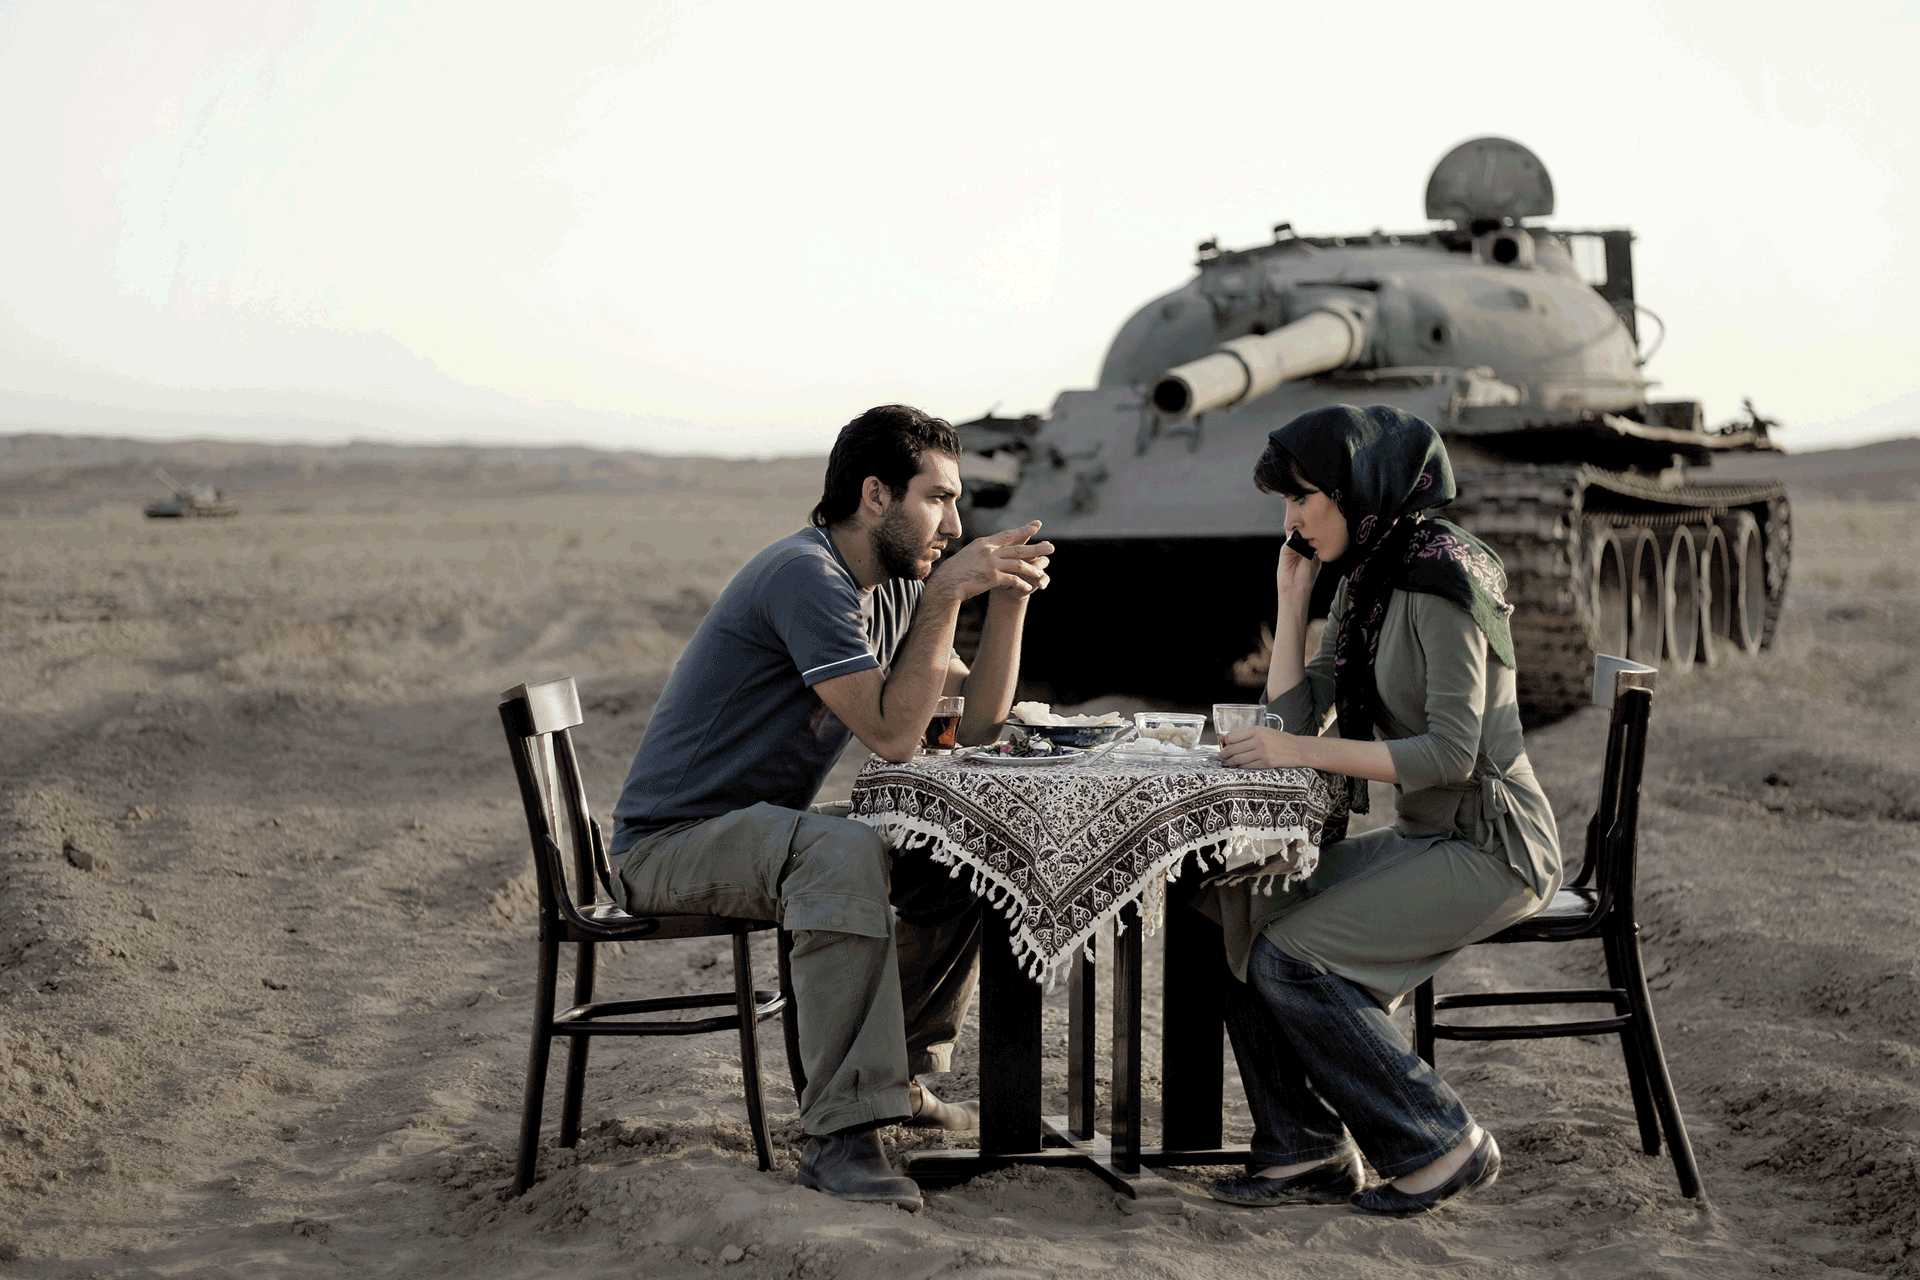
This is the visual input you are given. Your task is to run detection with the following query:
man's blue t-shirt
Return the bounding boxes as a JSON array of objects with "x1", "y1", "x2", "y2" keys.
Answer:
[{"x1": 609, "y1": 527, "x2": 922, "y2": 855}]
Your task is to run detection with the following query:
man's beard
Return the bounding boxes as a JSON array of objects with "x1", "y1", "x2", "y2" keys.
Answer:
[{"x1": 873, "y1": 506, "x2": 935, "y2": 581}]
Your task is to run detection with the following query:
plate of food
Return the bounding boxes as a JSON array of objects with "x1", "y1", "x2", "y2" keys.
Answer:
[
  {"x1": 965, "y1": 725, "x2": 1087, "y2": 764},
  {"x1": 970, "y1": 746, "x2": 1086, "y2": 766}
]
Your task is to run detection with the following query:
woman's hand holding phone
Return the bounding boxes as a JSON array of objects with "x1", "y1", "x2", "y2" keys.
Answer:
[{"x1": 1276, "y1": 528, "x2": 1319, "y2": 603}]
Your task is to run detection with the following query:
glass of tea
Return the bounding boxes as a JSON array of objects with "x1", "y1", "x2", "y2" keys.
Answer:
[{"x1": 921, "y1": 696, "x2": 965, "y2": 753}]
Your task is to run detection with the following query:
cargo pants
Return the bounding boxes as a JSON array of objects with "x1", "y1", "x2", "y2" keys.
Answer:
[{"x1": 615, "y1": 802, "x2": 982, "y2": 1136}]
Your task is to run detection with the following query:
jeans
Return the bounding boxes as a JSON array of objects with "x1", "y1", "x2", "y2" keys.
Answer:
[{"x1": 1227, "y1": 934, "x2": 1472, "y2": 1179}]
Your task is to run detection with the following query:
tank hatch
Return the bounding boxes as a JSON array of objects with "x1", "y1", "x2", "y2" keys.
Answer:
[{"x1": 1425, "y1": 137, "x2": 1555, "y2": 227}]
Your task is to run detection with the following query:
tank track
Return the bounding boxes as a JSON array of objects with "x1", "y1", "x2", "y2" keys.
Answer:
[{"x1": 1446, "y1": 464, "x2": 1790, "y2": 721}]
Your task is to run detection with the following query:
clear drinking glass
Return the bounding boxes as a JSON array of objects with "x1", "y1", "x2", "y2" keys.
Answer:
[
  {"x1": 1211, "y1": 703, "x2": 1284, "y2": 740},
  {"x1": 921, "y1": 695, "x2": 965, "y2": 753}
]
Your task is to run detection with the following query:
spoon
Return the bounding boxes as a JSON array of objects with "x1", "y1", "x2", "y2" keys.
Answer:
[{"x1": 1080, "y1": 725, "x2": 1140, "y2": 764}]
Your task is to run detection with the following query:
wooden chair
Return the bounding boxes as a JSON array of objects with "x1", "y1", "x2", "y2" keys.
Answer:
[
  {"x1": 1412, "y1": 658, "x2": 1703, "y2": 1198},
  {"x1": 498, "y1": 677, "x2": 799, "y2": 1195}
]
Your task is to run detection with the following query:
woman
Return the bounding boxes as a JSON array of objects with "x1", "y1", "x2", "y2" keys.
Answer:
[{"x1": 1204, "y1": 403, "x2": 1562, "y2": 1216}]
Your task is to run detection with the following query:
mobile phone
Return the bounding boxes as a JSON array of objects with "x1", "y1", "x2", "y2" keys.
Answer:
[{"x1": 1284, "y1": 530, "x2": 1315, "y2": 560}]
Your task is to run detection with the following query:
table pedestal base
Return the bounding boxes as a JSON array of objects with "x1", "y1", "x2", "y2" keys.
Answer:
[
  {"x1": 905, "y1": 1124, "x2": 1261, "y2": 1208},
  {"x1": 902, "y1": 892, "x2": 1265, "y2": 1207},
  {"x1": 902, "y1": 1117, "x2": 1182, "y2": 1209}
]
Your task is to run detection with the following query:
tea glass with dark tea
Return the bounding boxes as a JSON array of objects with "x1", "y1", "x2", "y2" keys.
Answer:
[{"x1": 921, "y1": 696, "x2": 965, "y2": 753}]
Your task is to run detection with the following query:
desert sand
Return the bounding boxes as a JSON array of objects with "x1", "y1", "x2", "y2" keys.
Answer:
[{"x1": 2, "y1": 436, "x2": 1918, "y2": 1278}]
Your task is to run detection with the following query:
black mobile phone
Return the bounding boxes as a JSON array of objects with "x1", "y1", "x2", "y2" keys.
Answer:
[{"x1": 1284, "y1": 529, "x2": 1315, "y2": 560}]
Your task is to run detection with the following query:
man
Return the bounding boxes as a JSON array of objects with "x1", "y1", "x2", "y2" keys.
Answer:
[{"x1": 608, "y1": 404, "x2": 1051, "y2": 1210}]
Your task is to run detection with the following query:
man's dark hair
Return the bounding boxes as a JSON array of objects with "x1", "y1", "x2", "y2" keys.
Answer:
[
  {"x1": 810, "y1": 405, "x2": 961, "y2": 527},
  {"x1": 1252, "y1": 440, "x2": 1315, "y2": 501}
]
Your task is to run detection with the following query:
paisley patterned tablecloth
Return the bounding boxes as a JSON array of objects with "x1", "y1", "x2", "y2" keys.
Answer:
[{"x1": 848, "y1": 751, "x2": 1343, "y2": 984}]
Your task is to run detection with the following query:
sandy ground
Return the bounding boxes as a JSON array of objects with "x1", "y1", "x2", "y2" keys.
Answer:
[{"x1": 3, "y1": 452, "x2": 1919, "y2": 1278}]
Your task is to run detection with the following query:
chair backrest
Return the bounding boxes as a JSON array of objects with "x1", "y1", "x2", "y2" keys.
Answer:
[
  {"x1": 499, "y1": 677, "x2": 618, "y2": 937},
  {"x1": 1573, "y1": 660, "x2": 1656, "y2": 926}
]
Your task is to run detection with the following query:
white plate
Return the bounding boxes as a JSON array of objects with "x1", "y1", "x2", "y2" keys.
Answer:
[
  {"x1": 966, "y1": 748, "x2": 1085, "y2": 766},
  {"x1": 1109, "y1": 742, "x2": 1213, "y2": 759}
]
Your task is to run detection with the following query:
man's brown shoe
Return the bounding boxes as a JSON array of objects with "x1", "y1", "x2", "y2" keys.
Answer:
[
  {"x1": 906, "y1": 1079, "x2": 980, "y2": 1131},
  {"x1": 796, "y1": 1129, "x2": 923, "y2": 1210}
]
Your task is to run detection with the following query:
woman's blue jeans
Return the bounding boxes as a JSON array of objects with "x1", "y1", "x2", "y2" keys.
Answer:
[{"x1": 1227, "y1": 935, "x2": 1473, "y2": 1179}]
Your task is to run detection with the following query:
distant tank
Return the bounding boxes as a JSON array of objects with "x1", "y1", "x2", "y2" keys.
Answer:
[
  {"x1": 955, "y1": 138, "x2": 1787, "y2": 721},
  {"x1": 144, "y1": 467, "x2": 238, "y2": 518}
]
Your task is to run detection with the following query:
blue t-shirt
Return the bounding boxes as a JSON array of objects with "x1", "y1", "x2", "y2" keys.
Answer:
[{"x1": 609, "y1": 527, "x2": 923, "y2": 854}]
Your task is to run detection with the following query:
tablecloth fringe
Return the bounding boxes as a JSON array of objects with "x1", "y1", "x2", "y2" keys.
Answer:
[{"x1": 853, "y1": 813, "x2": 1316, "y2": 989}]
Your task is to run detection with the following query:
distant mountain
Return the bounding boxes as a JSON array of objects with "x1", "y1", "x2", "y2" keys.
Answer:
[
  {"x1": 1709, "y1": 437, "x2": 1920, "y2": 502},
  {"x1": 8, "y1": 428, "x2": 1920, "y2": 520},
  {"x1": 0, "y1": 432, "x2": 825, "y2": 517}
]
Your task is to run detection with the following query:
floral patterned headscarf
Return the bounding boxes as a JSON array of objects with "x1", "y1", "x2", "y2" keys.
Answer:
[{"x1": 1265, "y1": 404, "x2": 1515, "y2": 824}]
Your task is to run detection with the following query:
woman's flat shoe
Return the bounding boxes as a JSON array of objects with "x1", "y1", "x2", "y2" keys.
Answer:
[
  {"x1": 1209, "y1": 1150, "x2": 1363, "y2": 1207},
  {"x1": 1350, "y1": 1131, "x2": 1500, "y2": 1217}
]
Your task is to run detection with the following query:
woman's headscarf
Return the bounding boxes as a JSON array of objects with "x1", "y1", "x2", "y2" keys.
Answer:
[{"x1": 1265, "y1": 404, "x2": 1515, "y2": 823}]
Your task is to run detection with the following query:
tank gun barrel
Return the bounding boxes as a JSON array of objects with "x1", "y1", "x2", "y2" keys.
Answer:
[{"x1": 1150, "y1": 304, "x2": 1367, "y2": 420}]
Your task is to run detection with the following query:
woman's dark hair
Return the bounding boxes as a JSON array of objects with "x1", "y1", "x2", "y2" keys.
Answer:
[
  {"x1": 1252, "y1": 439, "x2": 1318, "y2": 501},
  {"x1": 810, "y1": 405, "x2": 961, "y2": 527}
]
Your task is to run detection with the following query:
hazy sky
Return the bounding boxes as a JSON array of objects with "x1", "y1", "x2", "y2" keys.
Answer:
[{"x1": 1, "y1": 0, "x2": 1916, "y2": 456}]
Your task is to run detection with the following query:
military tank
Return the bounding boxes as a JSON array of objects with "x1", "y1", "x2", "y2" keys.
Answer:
[
  {"x1": 144, "y1": 467, "x2": 239, "y2": 518},
  {"x1": 955, "y1": 137, "x2": 1787, "y2": 722}
]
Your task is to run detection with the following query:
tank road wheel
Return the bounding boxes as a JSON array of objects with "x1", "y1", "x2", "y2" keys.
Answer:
[
  {"x1": 1662, "y1": 526, "x2": 1701, "y2": 674},
  {"x1": 1726, "y1": 510, "x2": 1766, "y2": 655},
  {"x1": 1588, "y1": 530, "x2": 1630, "y2": 660},
  {"x1": 1760, "y1": 496, "x2": 1793, "y2": 650},
  {"x1": 1697, "y1": 524, "x2": 1731, "y2": 668},
  {"x1": 1623, "y1": 528, "x2": 1665, "y2": 668}
]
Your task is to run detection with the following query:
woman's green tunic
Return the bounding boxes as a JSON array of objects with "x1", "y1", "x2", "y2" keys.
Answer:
[{"x1": 1205, "y1": 578, "x2": 1563, "y2": 1008}]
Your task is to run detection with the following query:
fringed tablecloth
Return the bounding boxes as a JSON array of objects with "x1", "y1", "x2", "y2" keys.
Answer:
[{"x1": 849, "y1": 752, "x2": 1344, "y2": 985}]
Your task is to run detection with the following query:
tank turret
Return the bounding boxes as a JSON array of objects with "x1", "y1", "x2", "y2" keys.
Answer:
[
  {"x1": 144, "y1": 467, "x2": 239, "y2": 518},
  {"x1": 953, "y1": 138, "x2": 1788, "y2": 721}
]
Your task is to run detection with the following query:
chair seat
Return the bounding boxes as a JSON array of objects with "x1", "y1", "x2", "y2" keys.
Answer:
[
  {"x1": 1535, "y1": 887, "x2": 1598, "y2": 920},
  {"x1": 573, "y1": 902, "x2": 779, "y2": 940},
  {"x1": 1474, "y1": 886, "x2": 1601, "y2": 945}
]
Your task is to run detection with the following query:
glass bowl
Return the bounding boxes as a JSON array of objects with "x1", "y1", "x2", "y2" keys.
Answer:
[{"x1": 1132, "y1": 712, "x2": 1206, "y2": 749}]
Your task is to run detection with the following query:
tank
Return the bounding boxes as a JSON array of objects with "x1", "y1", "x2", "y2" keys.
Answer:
[
  {"x1": 144, "y1": 467, "x2": 239, "y2": 518},
  {"x1": 954, "y1": 138, "x2": 1788, "y2": 722}
]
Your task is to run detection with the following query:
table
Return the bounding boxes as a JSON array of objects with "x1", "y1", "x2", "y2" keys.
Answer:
[{"x1": 849, "y1": 748, "x2": 1343, "y2": 1206}]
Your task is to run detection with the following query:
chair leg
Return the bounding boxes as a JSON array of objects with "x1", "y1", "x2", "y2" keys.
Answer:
[
  {"x1": 1615, "y1": 929, "x2": 1704, "y2": 1198},
  {"x1": 733, "y1": 932, "x2": 774, "y2": 1172},
  {"x1": 777, "y1": 928, "x2": 807, "y2": 1104},
  {"x1": 1413, "y1": 978, "x2": 1436, "y2": 1066},
  {"x1": 558, "y1": 939, "x2": 597, "y2": 1149},
  {"x1": 513, "y1": 934, "x2": 561, "y2": 1196},
  {"x1": 1604, "y1": 930, "x2": 1663, "y2": 1157}
]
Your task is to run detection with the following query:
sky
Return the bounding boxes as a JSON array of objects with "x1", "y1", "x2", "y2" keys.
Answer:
[{"x1": 1, "y1": 0, "x2": 1917, "y2": 457}]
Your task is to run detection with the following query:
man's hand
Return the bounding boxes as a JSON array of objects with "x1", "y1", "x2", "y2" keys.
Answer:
[{"x1": 929, "y1": 521, "x2": 1052, "y2": 601}]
